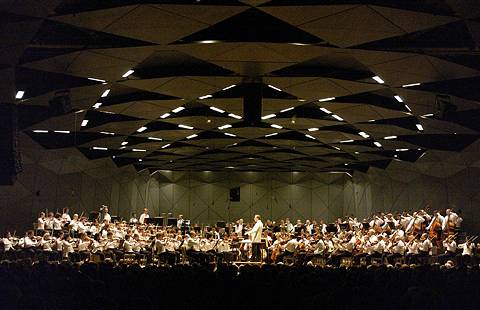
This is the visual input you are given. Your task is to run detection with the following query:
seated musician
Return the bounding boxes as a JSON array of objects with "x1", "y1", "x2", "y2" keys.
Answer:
[
  {"x1": 386, "y1": 236, "x2": 406, "y2": 264},
  {"x1": 417, "y1": 233, "x2": 433, "y2": 260},
  {"x1": 438, "y1": 235, "x2": 457, "y2": 264},
  {"x1": 457, "y1": 238, "x2": 475, "y2": 267}
]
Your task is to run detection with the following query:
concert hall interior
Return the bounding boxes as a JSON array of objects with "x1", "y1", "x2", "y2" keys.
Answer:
[{"x1": 2, "y1": 1, "x2": 480, "y2": 309}]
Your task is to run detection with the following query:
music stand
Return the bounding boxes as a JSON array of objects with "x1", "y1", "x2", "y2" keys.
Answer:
[
  {"x1": 326, "y1": 223, "x2": 337, "y2": 233},
  {"x1": 167, "y1": 218, "x2": 177, "y2": 227}
]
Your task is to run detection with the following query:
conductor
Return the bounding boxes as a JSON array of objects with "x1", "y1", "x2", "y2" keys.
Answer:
[{"x1": 246, "y1": 214, "x2": 263, "y2": 261}]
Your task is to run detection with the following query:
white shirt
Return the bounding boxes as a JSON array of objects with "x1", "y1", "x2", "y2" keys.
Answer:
[
  {"x1": 443, "y1": 240, "x2": 457, "y2": 253},
  {"x1": 392, "y1": 240, "x2": 406, "y2": 255},
  {"x1": 284, "y1": 238, "x2": 298, "y2": 253},
  {"x1": 62, "y1": 213, "x2": 71, "y2": 223},
  {"x1": 37, "y1": 218, "x2": 45, "y2": 230},
  {"x1": 53, "y1": 218, "x2": 63, "y2": 230},
  {"x1": 459, "y1": 242, "x2": 474, "y2": 256},
  {"x1": 2, "y1": 238, "x2": 14, "y2": 251},
  {"x1": 234, "y1": 224, "x2": 243, "y2": 236},
  {"x1": 103, "y1": 213, "x2": 112, "y2": 223},
  {"x1": 247, "y1": 220, "x2": 263, "y2": 243},
  {"x1": 139, "y1": 213, "x2": 149, "y2": 224},
  {"x1": 418, "y1": 239, "x2": 432, "y2": 253}
]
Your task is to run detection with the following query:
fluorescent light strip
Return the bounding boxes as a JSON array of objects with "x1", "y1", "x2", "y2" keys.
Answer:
[
  {"x1": 396, "y1": 148, "x2": 409, "y2": 152},
  {"x1": 318, "y1": 97, "x2": 335, "y2": 102},
  {"x1": 224, "y1": 132, "x2": 236, "y2": 137},
  {"x1": 186, "y1": 134, "x2": 198, "y2": 139},
  {"x1": 121, "y1": 142, "x2": 128, "y2": 146},
  {"x1": 333, "y1": 146, "x2": 341, "y2": 150},
  {"x1": 271, "y1": 124, "x2": 282, "y2": 129},
  {"x1": 340, "y1": 140, "x2": 354, "y2": 143},
  {"x1": 261, "y1": 114, "x2": 276, "y2": 120},
  {"x1": 81, "y1": 120, "x2": 89, "y2": 127},
  {"x1": 92, "y1": 102, "x2": 102, "y2": 109},
  {"x1": 132, "y1": 149, "x2": 146, "y2": 152},
  {"x1": 137, "y1": 126, "x2": 147, "y2": 133},
  {"x1": 222, "y1": 84, "x2": 236, "y2": 91},
  {"x1": 122, "y1": 70, "x2": 134, "y2": 78},
  {"x1": 138, "y1": 159, "x2": 143, "y2": 162},
  {"x1": 218, "y1": 124, "x2": 232, "y2": 130},
  {"x1": 374, "y1": 142, "x2": 382, "y2": 148},
  {"x1": 54, "y1": 130, "x2": 70, "y2": 134},
  {"x1": 88, "y1": 77, "x2": 106, "y2": 83},
  {"x1": 101, "y1": 111, "x2": 114, "y2": 114},
  {"x1": 402, "y1": 83, "x2": 421, "y2": 88},
  {"x1": 332, "y1": 115, "x2": 344, "y2": 121},
  {"x1": 308, "y1": 128, "x2": 319, "y2": 132},
  {"x1": 228, "y1": 113, "x2": 242, "y2": 119},
  {"x1": 92, "y1": 147, "x2": 108, "y2": 150},
  {"x1": 394, "y1": 95, "x2": 403, "y2": 103},
  {"x1": 101, "y1": 89, "x2": 110, "y2": 97},
  {"x1": 383, "y1": 136, "x2": 397, "y2": 140},
  {"x1": 161, "y1": 144, "x2": 171, "y2": 149},
  {"x1": 172, "y1": 107, "x2": 185, "y2": 113},
  {"x1": 319, "y1": 107, "x2": 332, "y2": 114},
  {"x1": 267, "y1": 85, "x2": 282, "y2": 92},
  {"x1": 15, "y1": 91, "x2": 25, "y2": 99},
  {"x1": 198, "y1": 94, "x2": 212, "y2": 100},
  {"x1": 305, "y1": 134, "x2": 316, "y2": 140},
  {"x1": 148, "y1": 137, "x2": 162, "y2": 141},
  {"x1": 100, "y1": 131, "x2": 115, "y2": 135},
  {"x1": 210, "y1": 106, "x2": 225, "y2": 113},
  {"x1": 159, "y1": 113, "x2": 170, "y2": 119},
  {"x1": 422, "y1": 113, "x2": 434, "y2": 117},
  {"x1": 178, "y1": 124, "x2": 194, "y2": 130},
  {"x1": 265, "y1": 133, "x2": 278, "y2": 137},
  {"x1": 199, "y1": 40, "x2": 218, "y2": 44},
  {"x1": 404, "y1": 104, "x2": 412, "y2": 112},
  {"x1": 416, "y1": 124, "x2": 424, "y2": 131},
  {"x1": 280, "y1": 107, "x2": 294, "y2": 113},
  {"x1": 358, "y1": 131, "x2": 370, "y2": 138},
  {"x1": 33, "y1": 130, "x2": 48, "y2": 133},
  {"x1": 372, "y1": 76, "x2": 385, "y2": 84}
]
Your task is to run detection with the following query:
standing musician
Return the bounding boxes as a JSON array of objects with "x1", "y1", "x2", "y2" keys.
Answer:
[{"x1": 246, "y1": 214, "x2": 263, "y2": 261}]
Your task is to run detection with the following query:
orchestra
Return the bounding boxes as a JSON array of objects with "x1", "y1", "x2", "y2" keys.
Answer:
[{"x1": 1, "y1": 205, "x2": 477, "y2": 269}]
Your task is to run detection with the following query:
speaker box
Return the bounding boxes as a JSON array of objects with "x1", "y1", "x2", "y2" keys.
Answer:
[
  {"x1": 229, "y1": 187, "x2": 240, "y2": 202},
  {"x1": 0, "y1": 103, "x2": 22, "y2": 185}
]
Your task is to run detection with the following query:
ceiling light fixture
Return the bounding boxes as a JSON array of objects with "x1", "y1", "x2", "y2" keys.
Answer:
[
  {"x1": 261, "y1": 114, "x2": 276, "y2": 120},
  {"x1": 271, "y1": 124, "x2": 282, "y2": 129},
  {"x1": 88, "y1": 77, "x2": 106, "y2": 83},
  {"x1": 374, "y1": 142, "x2": 382, "y2": 148},
  {"x1": 422, "y1": 113, "x2": 434, "y2": 117},
  {"x1": 101, "y1": 89, "x2": 110, "y2": 97},
  {"x1": 308, "y1": 128, "x2": 319, "y2": 132},
  {"x1": 122, "y1": 70, "x2": 134, "y2": 78},
  {"x1": 332, "y1": 115, "x2": 344, "y2": 121},
  {"x1": 178, "y1": 124, "x2": 194, "y2": 129},
  {"x1": 372, "y1": 76, "x2": 385, "y2": 84},
  {"x1": 186, "y1": 134, "x2": 198, "y2": 139},
  {"x1": 121, "y1": 142, "x2": 128, "y2": 146},
  {"x1": 81, "y1": 120, "x2": 89, "y2": 127},
  {"x1": 132, "y1": 148, "x2": 146, "y2": 152},
  {"x1": 54, "y1": 130, "x2": 70, "y2": 134},
  {"x1": 100, "y1": 131, "x2": 115, "y2": 135},
  {"x1": 161, "y1": 144, "x2": 171, "y2": 149},
  {"x1": 138, "y1": 159, "x2": 143, "y2": 162},
  {"x1": 318, "y1": 97, "x2": 335, "y2": 102},
  {"x1": 160, "y1": 113, "x2": 170, "y2": 119},
  {"x1": 265, "y1": 133, "x2": 278, "y2": 137},
  {"x1": 210, "y1": 106, "x2": 225, "y2": 113},
  {"x1": 224, "y1": 132, "x2": 236, "y2": 137},
  {"x1": 396, "y1": 148, "x2": 409, "y2": 152},
  {"x1": 137, "y1": 126, "x2": 147, "y2": 132},
  {"x1": 92, "y1": 147, "x2": 108, "y2": 150},
  {"x1": 198, "y1": 94, "x2": 212, "y2": 100},
  {"x1": 358, "y1": 131, "x2": 370, "y2": 138},
  {"x1": 218, "y1": 124, "x2": 232, "y2": 130},
  {"x1": 199, "y1": 40, "x2": 218, "y2": 44},
  {"x1": 148, "y1": 137, "x2": 162, "y2": 141},
  {"x1": 394, "y1": 95, "x2": 403, "y2": 102},
  {"x1": 33, "y1": 130, "x2": 48, "y2": 133},
  {"x1": 319, "y1": 107, "x2": 332, "y2": 114},
  {"x1": 305, "y1": 134, "x2": 316, "y2": 140},
  {"x1": 222, "y1": 84, "x2": 236, "y2": 91},
  {"x1": 280, "y1": 107, "x2": 294, "y2": 113},
  {"x1": 416, "y1": 124, "x2": 424, "y2": 131},
  {"x1": 383, "y1": 136, "x2": 397, "y2": 140},
  {"x1": 172, "y1": 107, "x2": 185, "y2": 113},
  {"x1": 404, "y1": 104, "x2": 412, "y2": 112},
  {"x1": 228, "y1": 113, "x2": 242, "y2": 119},
  {"x1": 92, "y1": 102, "x2": 102, "y2": 109},
  {"x1": 340, "y1": 140, "x2": 354, "y2": 143},
  {"x1": 15, "y1": 91, "x2": 25, "y2": 99},
  {"x1": 267, "y1": 85, "x2": 282, "y2": 92},
  {"x1": 402, "y1": 82, "x2": 421, "y2": 88}
]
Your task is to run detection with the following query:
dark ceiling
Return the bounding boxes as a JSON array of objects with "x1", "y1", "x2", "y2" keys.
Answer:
[{"x1": 5, "y1": 0, "x2": 480, "y2": 173}]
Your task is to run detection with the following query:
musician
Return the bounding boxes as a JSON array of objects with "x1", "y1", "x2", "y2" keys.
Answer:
[
  {"x1": 234, "y1": 218, "x2": 243, "y2": 236},
  {"x1": 442, "y1": 208, "x2": 459, "y2": 233},
  {"x1": 53, "y1": 213, "x2": 63, "y2": 237},
  {"x1": 305, "y1": 220, "x2": 313, "y2": 235},
  {"x1": 457, "y1": 238, "x2": 475, "y2": 267},
  {"x1": 2, "y1": 232, "x2": 15, "y2": 252},
  {"x1": 45, "y1": 212, "x2": 55, "y2": 233},
  {"x1": 285, "y1": 218, "x2": 294, "y2": 234},
  {"x1": 139, "y1": 208, "x2": 149, "y2": 225},
  {"x1": 37, "y1": 212, "x2": 46, "y2": 236},
  {"x1": 129, "y1": 213, "x2": 138, "y2": 224},
  {"x1": 417, "y1": 233, "x2": 433, "y2": 261},
  {"x1": 61, "y1": 208, "x2": 71, "y2": 223},
  {"x1": 438, "y1": 235, "x2": 457, "y2": 263},
  {"x1": 246, "y1": 214, "x2": 263, "y2": 261},
  {"x1": 177, "y1": 214, "x2": 184, "y2": 229}
]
